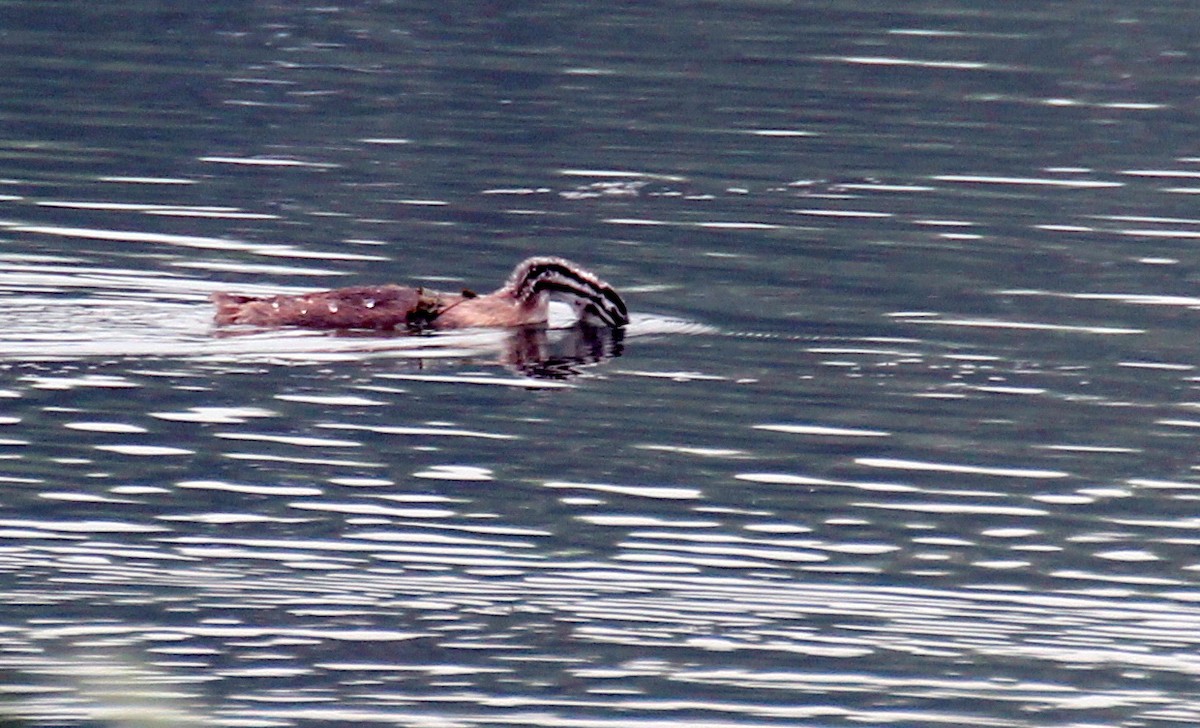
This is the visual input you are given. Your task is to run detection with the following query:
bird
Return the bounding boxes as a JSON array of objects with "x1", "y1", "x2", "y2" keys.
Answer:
[{"x1": 211, "y1": 256, "x2": 629, "y2": 331}]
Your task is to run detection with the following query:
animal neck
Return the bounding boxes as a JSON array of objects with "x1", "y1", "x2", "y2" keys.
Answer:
[{"x1": 492, "y1": 286, "x2": 548, "y2": 315}]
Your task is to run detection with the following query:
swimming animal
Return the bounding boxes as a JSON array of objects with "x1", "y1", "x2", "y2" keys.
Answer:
[{"x1": 211, "y1": 256, "x2": 628, "y2": 331}]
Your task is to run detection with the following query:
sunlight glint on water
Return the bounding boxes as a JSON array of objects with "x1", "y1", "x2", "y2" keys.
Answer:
[{"x1": 4, "y1": 1, "x2": 1200, "y2": 726}]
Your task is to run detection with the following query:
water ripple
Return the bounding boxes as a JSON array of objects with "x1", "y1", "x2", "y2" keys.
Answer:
[
  {"x1": 4, "y1": 222, "x2": 385, "y2": 261},
  {"x1": 855, "y1": 457, "x2": 1070, "y2": 479}
]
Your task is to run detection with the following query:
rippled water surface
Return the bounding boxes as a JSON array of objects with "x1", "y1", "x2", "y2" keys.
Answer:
[{"x1": 5, "y1": 2, "x2": 1200, "y2": 726}]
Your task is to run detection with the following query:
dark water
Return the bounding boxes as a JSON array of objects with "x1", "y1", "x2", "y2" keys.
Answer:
[{"x1": 4, "y1": 1, "x2": 1200, "y2": 726}]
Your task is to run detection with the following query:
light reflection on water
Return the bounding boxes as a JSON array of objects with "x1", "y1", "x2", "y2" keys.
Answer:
[
  {"x1": 5, "y1": 320, "x2": 1200, "y2": 727},
  {"x1": 5, "y1": 534, "x2": 1200, "y2": 725},
  {"x1": 3, "y1": 236, "x2": 1200, "y2": 728},
  {"x1": 5, "y1": 0, "x2": 1200, "y2": 726}
]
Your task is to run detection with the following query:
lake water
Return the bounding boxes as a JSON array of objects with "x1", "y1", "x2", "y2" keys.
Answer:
[{"x1": 4, "y1": 2, "x2": 1200, "y2": 726}]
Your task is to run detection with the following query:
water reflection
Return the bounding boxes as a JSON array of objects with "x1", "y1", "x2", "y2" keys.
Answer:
[
  {"x1": 501, "y1": 324, "x2": 623, "y2": 379},
  {"x1": 6, "y1": 0, "x2": 1200, "y2": 726}
]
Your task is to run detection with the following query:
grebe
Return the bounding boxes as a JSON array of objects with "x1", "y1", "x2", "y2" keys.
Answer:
[{"x1": 211, "y1": 256, "x2": 629, "y2": 331}]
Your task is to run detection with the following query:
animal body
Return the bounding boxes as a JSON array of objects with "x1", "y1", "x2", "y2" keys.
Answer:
[{"x1": 211, "y1": 257, "x2": 628, "y2": 332}]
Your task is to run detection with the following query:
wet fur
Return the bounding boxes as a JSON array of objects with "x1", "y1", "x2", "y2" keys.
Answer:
[
  {"x1": 211, "y1": 257, "x2": 627, "y2": 331},
  {"x1": 212, "y1": 285, "x2": 452, "y2": 331}
]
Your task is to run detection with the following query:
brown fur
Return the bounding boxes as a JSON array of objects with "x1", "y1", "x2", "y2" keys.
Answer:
[
  {"x1": 211, "y1": 256, "x2": 625, "y2": 331},
  {"x1": 211, "y1": 285, "x2": 457, "y2": 331}
]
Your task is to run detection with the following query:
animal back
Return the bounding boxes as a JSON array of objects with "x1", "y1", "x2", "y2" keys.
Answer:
[{"x1": 211, "y1": 285, "x2": 442, "y2": 330}]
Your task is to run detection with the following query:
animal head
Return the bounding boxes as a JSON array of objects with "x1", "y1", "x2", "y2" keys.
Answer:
[{"x1": 508, "y1": 257, "x2": 629, "y2": 327}]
